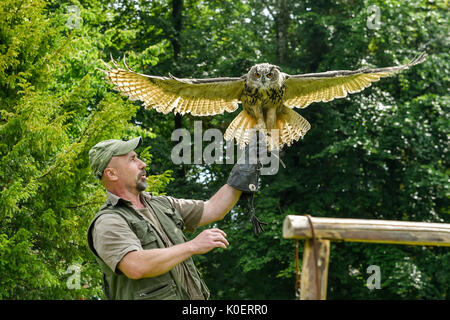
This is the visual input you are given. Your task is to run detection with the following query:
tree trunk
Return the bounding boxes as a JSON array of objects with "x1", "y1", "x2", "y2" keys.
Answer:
[
  {"x1": 171, "y1": 0, "x2": 185, "y2": 178},
  {"x1": 171, "y1": 0, "x2": 183, "y2": 60},
  {"x1": 274, "y1": 0, "x2": 290, "y2": 65}
]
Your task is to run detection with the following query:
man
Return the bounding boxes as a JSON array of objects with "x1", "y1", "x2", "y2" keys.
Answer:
[{"x1": 87, "y1": 136, "x2": 260, "y2": 300}]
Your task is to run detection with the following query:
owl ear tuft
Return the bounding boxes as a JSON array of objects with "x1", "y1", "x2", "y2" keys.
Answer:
[{"x1": 271, "y1": 65, "x2": 281, "y2": 72}]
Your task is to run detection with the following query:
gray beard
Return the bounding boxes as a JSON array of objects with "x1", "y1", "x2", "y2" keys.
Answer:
[{"x1": 136, "y1": 180, "x2": 148, "y2": 192}]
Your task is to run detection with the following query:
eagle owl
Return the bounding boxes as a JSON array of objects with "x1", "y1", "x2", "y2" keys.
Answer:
[{"x1": 101, "y1": 52, "x2": 426, "y2": 150}]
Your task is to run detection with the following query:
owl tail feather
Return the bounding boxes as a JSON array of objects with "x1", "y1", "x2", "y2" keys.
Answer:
[
  {"x1": 224, "y1": 110, "x2": 257, "y2": 148},
  {"x1": 224, "y1": 108, "x2": 311, "y2": 150},
  {"x1": 273, "y1": 106, "x2": 311, "y2": 150}
]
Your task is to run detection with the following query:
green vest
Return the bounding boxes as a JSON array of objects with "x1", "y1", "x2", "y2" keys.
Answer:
[{"x1": 87, "y1": 194, "x2": 210, "y2": 300}]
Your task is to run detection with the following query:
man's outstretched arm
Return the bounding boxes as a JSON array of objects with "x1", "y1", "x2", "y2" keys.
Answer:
[{"x1": 200, "y1": 184, "x2": 242, "y2": 226}]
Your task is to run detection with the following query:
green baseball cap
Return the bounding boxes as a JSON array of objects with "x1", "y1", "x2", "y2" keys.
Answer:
[{"x1": 89, "y1": 137, "x2": 142, "y2": 179}]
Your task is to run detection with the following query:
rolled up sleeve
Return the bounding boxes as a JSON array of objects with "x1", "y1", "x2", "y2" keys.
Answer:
[
  {"x1": 165, "y1": 196, "x2": 205, "y2": 233},
  {"x1": 92, "y1": 214, "x2": 142, "y2": 274}
]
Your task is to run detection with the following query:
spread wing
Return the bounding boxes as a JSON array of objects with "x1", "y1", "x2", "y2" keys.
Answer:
[
  {"x1": 283, "y1": 52, "x2": 427, "y2": 109},
  {"x1": 100, "y1": 58, "x2": 245, "y2": 116}
]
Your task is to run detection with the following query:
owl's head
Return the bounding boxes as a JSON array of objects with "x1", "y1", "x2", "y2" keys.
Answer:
[{"x1": 247, "y1": 63, "x2": 284, "y2": 89}]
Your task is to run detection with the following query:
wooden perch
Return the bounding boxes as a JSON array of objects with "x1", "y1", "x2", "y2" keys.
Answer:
[
  {"x1": 283, "y1": 215, "x2": 450, "y2": 247},
  {"x1": 284, "y1": 215, "x2": 450, "y2": 300}
]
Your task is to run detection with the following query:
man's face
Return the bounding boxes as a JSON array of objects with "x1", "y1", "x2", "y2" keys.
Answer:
[{"x1": 105, "y1": 151, "x2": 148, "y2": 192}]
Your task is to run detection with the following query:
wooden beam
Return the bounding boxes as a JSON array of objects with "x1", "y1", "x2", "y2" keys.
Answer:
[
  {"x1": 283, "y1": 215, "x2": 450, "y2": 247},
  {"x1": 300, "y1": 239, "x2": 330, "y2": 300}
]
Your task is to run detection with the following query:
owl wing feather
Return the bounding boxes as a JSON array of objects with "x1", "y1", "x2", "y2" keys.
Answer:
[
  {"x1": 101, "y1": 58, "x2": 245, "y2": 116},
  {"x1": 283, "y1": 52, "x2": 427, "y2": 109}
]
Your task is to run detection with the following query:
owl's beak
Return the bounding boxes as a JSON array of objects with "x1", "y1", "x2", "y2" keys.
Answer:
[{"x1": 261, "y1": 77, "x2": 266, "y2": 84}]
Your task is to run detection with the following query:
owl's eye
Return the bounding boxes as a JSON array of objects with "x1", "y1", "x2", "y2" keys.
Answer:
[
  {"x1": 255, "y1": 73, "x2": 261, "y2": 78},
  {"x1": 267, "y1": 73, "x2": 273, "y2": 78}
]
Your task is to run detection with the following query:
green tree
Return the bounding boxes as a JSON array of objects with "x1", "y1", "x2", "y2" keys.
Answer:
[
  {"x1": 0, "y1": 0, "x2": 170, "y2": 299},
  {"x1": 130, "y1": 0, "x2": 449, "y2": 299},
  {"x1": 1, "y1": 0, "x2": 447, "y2": 300}
]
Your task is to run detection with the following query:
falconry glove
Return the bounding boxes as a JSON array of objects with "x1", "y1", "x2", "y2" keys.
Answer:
[
  {"x1": 227, "y1": 131, "x2": 266, "y2": 194},
  {"x1": 227, "y1": 131, "x2": 268, "y2": 235}
]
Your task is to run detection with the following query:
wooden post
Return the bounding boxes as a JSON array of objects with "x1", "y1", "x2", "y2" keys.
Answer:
[{"x1": 300, "y1": 239, "x2": 330, "y2": 300}]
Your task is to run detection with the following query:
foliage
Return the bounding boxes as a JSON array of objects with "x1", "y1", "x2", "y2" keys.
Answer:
[
  {"x1": 0, "y1": 0, "x2": 169, "y2": 299},
  {"x1": 0, "y1": 0, "x2": 448, "y2": 299}
]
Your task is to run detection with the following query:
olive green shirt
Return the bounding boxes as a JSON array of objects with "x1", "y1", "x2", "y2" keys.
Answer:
[{"x1": 92, "y1": 191, "x2": 205, "y2": 299}]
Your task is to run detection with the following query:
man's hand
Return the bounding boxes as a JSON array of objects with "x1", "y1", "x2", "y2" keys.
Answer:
[
  {"x1": 188, "y1": 228, "x2": 229, "y2": 254},
  {"x1": 119, "y1": 228, "x2": 229, "y2": 279}
]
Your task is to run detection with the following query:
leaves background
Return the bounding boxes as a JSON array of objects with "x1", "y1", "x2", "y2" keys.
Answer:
[{"x1": 0, "y1": 0, "x2": 448, "y2": 299}]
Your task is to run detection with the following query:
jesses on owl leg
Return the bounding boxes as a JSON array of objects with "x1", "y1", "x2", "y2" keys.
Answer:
[{"x1": 248, "y1": 131, "x2": 267, "y2": 236}]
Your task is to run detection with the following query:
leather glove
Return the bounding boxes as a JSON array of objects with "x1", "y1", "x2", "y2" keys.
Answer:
[
  {"x1": 227, "y1": 131, "x2": 266, "y2": 193},
  {"x1": 228, "y1": 131, "x2": 268, "y2": 235}
]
